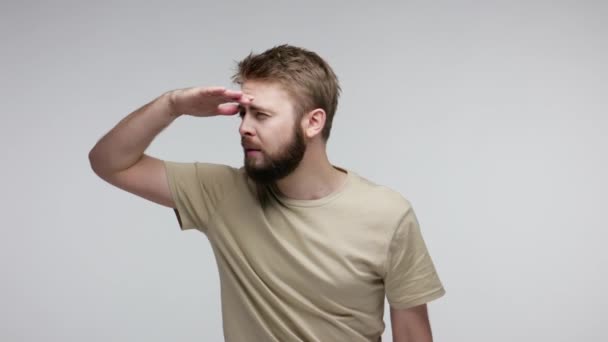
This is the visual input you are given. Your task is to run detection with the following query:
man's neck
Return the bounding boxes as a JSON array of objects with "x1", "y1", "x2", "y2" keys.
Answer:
[{"x1": 273, "y1": 156, "x2": 347, "y2": 201}]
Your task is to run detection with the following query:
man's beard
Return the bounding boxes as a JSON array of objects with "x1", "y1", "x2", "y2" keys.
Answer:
[{"x1": 244, "y1": 125, "x2": 307, "y2": 185}]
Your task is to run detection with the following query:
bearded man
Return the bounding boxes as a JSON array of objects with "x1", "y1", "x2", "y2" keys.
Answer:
[{"x1": 89, "y1": 44, "x2": 445, "y2": 342}]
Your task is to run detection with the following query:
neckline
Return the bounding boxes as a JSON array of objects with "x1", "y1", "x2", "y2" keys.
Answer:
[{"x1": 268, "y1": 166, "x2": 353, "y2": 208}]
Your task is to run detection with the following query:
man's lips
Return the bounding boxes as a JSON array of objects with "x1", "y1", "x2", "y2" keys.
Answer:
[
  {"x1": 245, "y1": 149, "x2": 262, "y2": 157},
  {"x1": 242, "y1": 142, "x2": 261, "y2": 151},
  {"x1": 242, "y1": 139, "x2": 262, "y2": 153},
  {"x1": 243, "y1": 145, "x2": 262, "y2": 156}
]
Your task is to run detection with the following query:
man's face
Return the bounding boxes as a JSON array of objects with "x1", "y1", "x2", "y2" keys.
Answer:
[{"x1": 239, "y1": 80, "x2": 307, "y2": 184}]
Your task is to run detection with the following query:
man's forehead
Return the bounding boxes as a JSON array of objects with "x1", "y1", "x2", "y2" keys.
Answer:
[{"x1": 240, "y1": 80, "x2": 293, "y2": 112}]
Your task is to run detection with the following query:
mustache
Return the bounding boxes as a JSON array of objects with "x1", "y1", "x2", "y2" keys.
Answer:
[{"x1": 241, "y1": 137, "x2": 262, "y2": 150}]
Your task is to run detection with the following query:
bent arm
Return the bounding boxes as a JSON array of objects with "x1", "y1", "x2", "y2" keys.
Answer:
[{"x1": 88, "y1": 92, "x2": 179, "y2": 208}]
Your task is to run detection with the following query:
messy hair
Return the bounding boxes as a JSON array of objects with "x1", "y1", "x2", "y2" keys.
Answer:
[{"x1": 232, "y1": 44, "x2": 341, "y2": 141}]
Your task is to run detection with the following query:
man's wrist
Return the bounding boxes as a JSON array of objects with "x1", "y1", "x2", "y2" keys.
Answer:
[{"x1": 160, "y1": 91, "x2": 181, "y2": 119}]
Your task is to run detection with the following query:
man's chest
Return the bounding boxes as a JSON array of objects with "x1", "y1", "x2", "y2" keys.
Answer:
[{"x1": 208, "y1": 205, "x2": 389, "y2": 309}]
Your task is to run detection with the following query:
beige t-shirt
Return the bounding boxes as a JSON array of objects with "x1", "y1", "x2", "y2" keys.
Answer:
[{"x1": 164, "y1": 161, "x2": 445, "y2": 342}]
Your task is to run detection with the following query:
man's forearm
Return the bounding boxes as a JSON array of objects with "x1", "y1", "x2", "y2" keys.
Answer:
[
  {"x1": 391, "y1": 304, "x2": 433, "y2": 342},
  {"x1": 88, "y1": 92, "x2": 178, "y2": 175}
]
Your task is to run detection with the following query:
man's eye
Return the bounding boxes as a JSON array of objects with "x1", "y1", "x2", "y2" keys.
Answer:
[{"x1": 238, "y1": 110, "x2": 268, "y2": 119}]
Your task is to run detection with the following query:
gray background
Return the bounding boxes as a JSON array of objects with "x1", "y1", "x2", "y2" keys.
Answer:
[{"x1": 1, "y1": 1, "x2": 607, "y2": 341}]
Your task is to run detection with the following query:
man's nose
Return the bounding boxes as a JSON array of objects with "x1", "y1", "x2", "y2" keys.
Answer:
[{"x1": 239, "y1": 114, "x2": 255, "y2": 137}]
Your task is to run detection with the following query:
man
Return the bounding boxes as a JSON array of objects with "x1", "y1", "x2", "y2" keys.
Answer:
[{"x1": 89, "y1": 44, "x2": 445, "y2": 342}]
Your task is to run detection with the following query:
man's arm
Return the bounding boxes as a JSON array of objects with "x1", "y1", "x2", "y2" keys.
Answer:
[
  {"x1": 88, "y1": 87, "x2": 253, "y2": 208},
  {"x1": 88, "y1": 92, "x2": 179, "y2": 208},
  {"x1": 390, "y1": 304, "x2": 434, "y2": 342}
]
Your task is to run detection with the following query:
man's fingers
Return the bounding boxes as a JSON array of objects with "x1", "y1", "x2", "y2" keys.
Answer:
[
  {"x1": 223, "y1": 89, "x2": 242, "y2": 98},
  {"x1": 201, "y1": 86, "x2": 226, "y2": 95},
  {"x1": 223, "y1": 89, "x2": 254, "y2": 103},
  {"x1": 217, "y1": 103, "x2": 240, "y2": 115}
]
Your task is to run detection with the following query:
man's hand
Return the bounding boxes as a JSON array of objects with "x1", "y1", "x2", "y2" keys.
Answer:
[
  {"x1": 89, "y1": 85, "x2": 254, "y2": 208},
  {"x1": 167, "y1": 86, "x2": 254, "y2": 117}
]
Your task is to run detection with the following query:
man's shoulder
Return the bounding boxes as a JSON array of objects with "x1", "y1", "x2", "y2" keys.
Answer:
[
  {"x1": 180, "y1": 161, "x2": 241, "y2": 173},
  {"x1": 165, "y1": 160, "x2": 245, "y2": 184},
  {"x1": 349, "y1": 171, "x2": 413, "y2": 213}
]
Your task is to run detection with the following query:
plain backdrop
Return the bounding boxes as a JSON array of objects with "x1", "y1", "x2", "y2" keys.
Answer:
[{"x1": 1, "y1": 1, "x2": 606, "y2": 341}]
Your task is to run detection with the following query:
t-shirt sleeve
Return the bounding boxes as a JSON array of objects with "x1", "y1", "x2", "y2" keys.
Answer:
[
  {"x1": 163, "y1": 160, "x2": 238, "y2": 233},
  {"x1": 384, "y1": 203, "x2": 446, "y2": 310}
]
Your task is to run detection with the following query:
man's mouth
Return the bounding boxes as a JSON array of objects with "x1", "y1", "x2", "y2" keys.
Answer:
[
  {"x1": 245, "y1": 149, "x2": 262, "y2": 157},
  {"x1": 242, "y1": 140, "x2": 262, "y2": 154},
  {"x1": 243, "y1": 145, "x2": 262, "y2": 154}
]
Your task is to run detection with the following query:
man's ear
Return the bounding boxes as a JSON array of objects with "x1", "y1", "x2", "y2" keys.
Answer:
[{"x1": 302, "y1": 108, "x2": 326, "y2": 139}]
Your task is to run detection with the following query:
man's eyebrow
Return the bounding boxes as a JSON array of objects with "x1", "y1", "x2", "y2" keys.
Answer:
[{"x1": 238, "y1": 104, "x2": 274, "y2": 114}]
